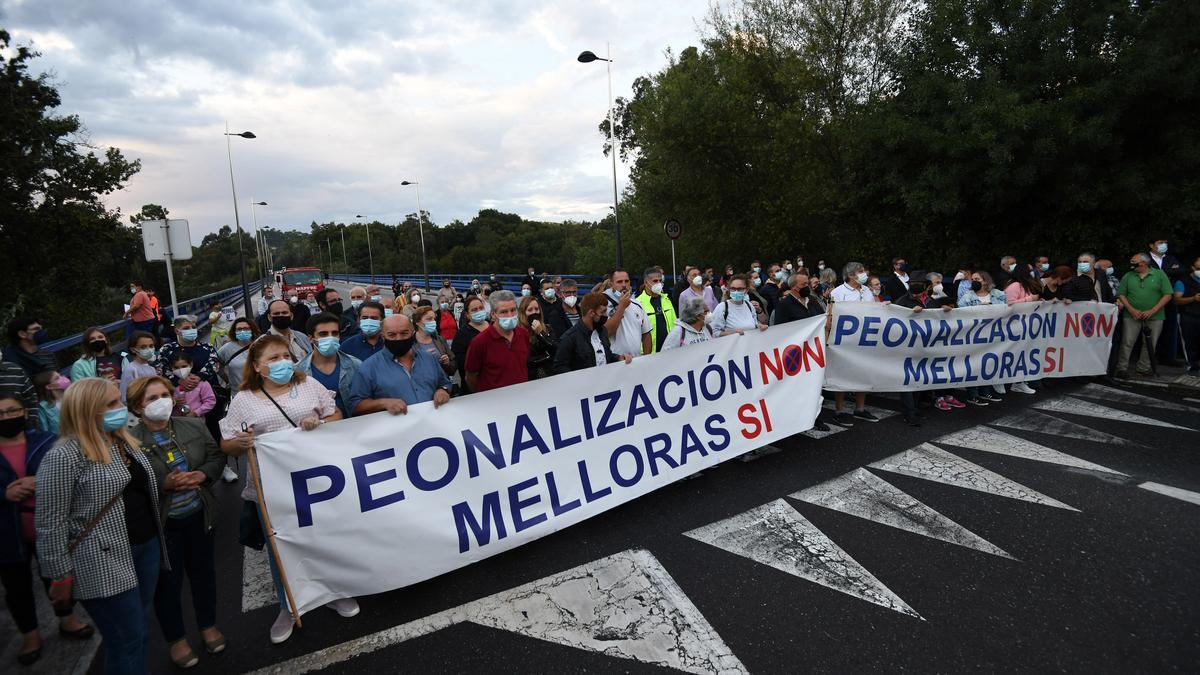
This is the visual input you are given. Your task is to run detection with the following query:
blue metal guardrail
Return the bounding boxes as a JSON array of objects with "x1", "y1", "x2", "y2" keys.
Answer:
[
  {"x1": 331, "y1": 273, "x2": 605, "y2": 293},
  {"x1": 44, "y1": 280, "x2": 266, "y2": 357}
]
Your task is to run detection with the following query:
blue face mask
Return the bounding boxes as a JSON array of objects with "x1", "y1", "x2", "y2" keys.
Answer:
[
  {"x1": 471, "y1": 310, "x2": 489, "y2": 323},
  {"x1": 730, "y1": 290, "x2": 748, "y2": 303},
  {"x1": 521, "y1": 289, "x2": 531, "y2": 297},
  {"x1": 315, "y1": 336, "x2": 340, "y2": 357},
  {"x1": 266, "y1": 360, "x2": 295, "y2": 385},
  {"x1": 1106, "y1": 267, "x2": 1115, "y2": 276},
  {"x1": 360, "y1": 318, "x2": 381, "y2": 336},
  {"x1": 543, "y1": 288, "x2": 556, "y2": 300},
  {"x1": 370, "y1": 295, "x2": 382, "y2": 303},
  {"x1": 856, "y1": 272, "x2": 869, "y2": 285},
  {"x1": 1077, "y1": 262, "x2": 1092, "y2": 274},
  {"x1": 498, "y1": 316, "x2": 519, "y2": 331},
  {"x1": 384, "y1": 309, "x2": 394, "y2": 318},
  {"x1": 1039, "y1": 263, "x2": 1050, "y2": 272},
  {"x1": 235, "y1": 330, "x2": 252, "y2": 343},
  {"x1": 422, "y1": 321, "x2": 438, "y2": 334},
  {"x1": 101, "y1": 407, "x2": 128, "y2": 432},
  {"x1": 180, "y1": 328, "x2": 199, "y2": 342},
  {"x1": 1157, "y1": 242, "x2": 1168, "y2": 254},
  {"x1": 351, "y1": 299, "x2": 363, "y2": 308}
]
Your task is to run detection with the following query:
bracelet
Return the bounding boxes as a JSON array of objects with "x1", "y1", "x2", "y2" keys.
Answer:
[{"x1": 51, "y1": 575, "x2": 74, "y2": 587}]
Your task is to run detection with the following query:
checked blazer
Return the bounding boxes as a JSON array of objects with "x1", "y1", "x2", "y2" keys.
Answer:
[{"x1": 35, "y1": 438, "x2": 167, "y2": 600}]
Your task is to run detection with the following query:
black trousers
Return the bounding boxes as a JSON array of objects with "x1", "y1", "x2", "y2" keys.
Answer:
[
  {"x1": 154, "y1": 510, "x2": 217, "y2": 642},
  {"x1": 0, "y1": 555, "x2": 73, "y2": 633}
]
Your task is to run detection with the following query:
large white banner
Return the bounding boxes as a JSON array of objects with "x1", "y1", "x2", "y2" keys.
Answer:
[
  {"x1": 825, "y1": 301, "x2": 1118, "y2": 392},
  {"x1": 255, "y1": 316, "x2": 828, "y2": 615}
]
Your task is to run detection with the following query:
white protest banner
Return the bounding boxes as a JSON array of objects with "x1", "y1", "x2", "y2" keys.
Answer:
[
  {"x1": 825, "y1": 300, "x2": 1117, "y2": 392},
  {"x1": 255, "y1": 315, "x2": 827, "y2": 615}
]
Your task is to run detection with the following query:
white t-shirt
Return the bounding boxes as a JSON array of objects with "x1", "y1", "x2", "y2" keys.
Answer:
[
  {"x1": 589, "y1": 331, "x2": 607, "y2": 367},
  {"x1": 708, "y1": 300, "x2": 757, "y2": 334},
  {"x1": 607, "y1": 295, "x2": 652, "y2": 356},
  {"x1": 831, "y1": 283, "x2": 872, "y2": 303}
]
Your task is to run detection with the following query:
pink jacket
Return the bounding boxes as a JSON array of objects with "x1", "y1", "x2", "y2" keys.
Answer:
[
  {"x1": 175, "y1": 380, "x2": 216, "y2": 417},
  {"x1": 1005, "y1": 283, "x2": 1040, "y2": 304}
]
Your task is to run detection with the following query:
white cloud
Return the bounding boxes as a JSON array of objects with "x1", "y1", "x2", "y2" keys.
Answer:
[{"x1": 2, "y1": 0, "x2": 710, "y2": 238}]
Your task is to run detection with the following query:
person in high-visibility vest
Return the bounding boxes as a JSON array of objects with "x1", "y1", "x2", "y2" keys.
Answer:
[{"x1": 635, "y1": 267, "x2": 677, "y2": 354}]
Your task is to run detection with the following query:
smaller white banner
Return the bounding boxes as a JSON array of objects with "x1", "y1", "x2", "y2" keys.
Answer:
[{"x1": 824, "y1": 301, "x2": 1117, "y2": 392}]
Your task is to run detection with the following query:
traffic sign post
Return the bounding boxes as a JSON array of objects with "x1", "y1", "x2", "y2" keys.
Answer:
[
  {"x1": 141, "y1": 219, "x2": 193, "y2": 317},
  {"x1": 664, "y1": 219, "x2": 682, "y2": 284}
]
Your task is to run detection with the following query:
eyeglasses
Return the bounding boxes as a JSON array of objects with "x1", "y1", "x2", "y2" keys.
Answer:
[{"x1": 0, "y1": 406, "x2": 25, "y2": 418}]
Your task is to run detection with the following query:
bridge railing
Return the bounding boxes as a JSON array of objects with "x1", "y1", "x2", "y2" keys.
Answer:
[
  {"x1": 43, "y1": 280, "x2": 265, "y2": 365},
  {"x1": 330, "y1": 273, "x2": 606, "y2": 293}
]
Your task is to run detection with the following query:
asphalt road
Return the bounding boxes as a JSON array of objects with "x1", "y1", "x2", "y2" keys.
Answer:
[{"x1": 127, "y1": 377, "x2": 1200, "y2": 674}]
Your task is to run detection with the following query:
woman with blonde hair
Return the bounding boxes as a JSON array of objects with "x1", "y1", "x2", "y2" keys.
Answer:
[{"x1": 36, "y1": 377, "x2": 166, "y2": 674}]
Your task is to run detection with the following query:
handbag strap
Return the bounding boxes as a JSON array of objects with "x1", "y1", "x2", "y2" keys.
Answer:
[
  {"x1": 261, "y1": 387, "x2": 299, "y2": 428},
  {"x1": 68, "y1": 442, "x2": 131, "y2": 554}
]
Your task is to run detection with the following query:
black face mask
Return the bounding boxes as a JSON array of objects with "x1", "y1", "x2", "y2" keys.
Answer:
[
  {"x1": 271, "y1": 316, "x2": 292, "y2": 331},
  {"x1": 898, "y1": 263, "x2": 909, "y2": 273},
  {"x1": 970, "y1": 280, "x2": 983, "y2": 292},
  {"x1": 528, "y1": 313, "x2": 542, "y2": 323},
  {"x1": 385, "y1": 336, "x2": 415, "y2": 358},
  {"x1": 797, "y1": 286, "x2": 811, "y2": 298},
  {"x1": 0, "y1": 416, "x2": 26, "y2": 438},
  {"x1": 88, "y1": 339, "x2": 107, "y2": 353},
  {"x1": 326, "y1": 302, "x2": 344, "y2": 316}
]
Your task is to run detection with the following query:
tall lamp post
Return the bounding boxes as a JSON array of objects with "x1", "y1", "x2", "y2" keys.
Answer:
[
  {"x1": 400, "y1": 181, "x2": 429, "y2": 291},
  {"x1": 224, "y1": 124, "x2": 256, "y2": 314},
  {"x1": 577, "y1": 45, "x2": 622, "y2": 268},
  {"x1": 250, "y1": 200, "x2": 267, "y2": 283},
  {"x1": 356, "y1": 215, "x2": 375, "y2": 282},
  {"x1": 338, "y1": 223, "x2": 348, "y2": 282}
]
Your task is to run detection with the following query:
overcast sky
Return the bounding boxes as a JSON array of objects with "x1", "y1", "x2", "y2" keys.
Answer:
[{"x1": 2, "y1": 0, "x2": 712, "y2": 240}]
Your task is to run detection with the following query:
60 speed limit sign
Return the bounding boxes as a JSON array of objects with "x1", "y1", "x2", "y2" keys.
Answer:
[{"x1": 664, "y1": 219, "x2": 682, "y2": 240}]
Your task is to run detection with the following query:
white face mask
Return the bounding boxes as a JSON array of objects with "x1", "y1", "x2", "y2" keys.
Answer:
[
  {"x1": 143, "y1": 397, "x2": 173, "y2": 422},
  {"x1": 932, "y1": 283, "x2": 944, "y2": 295},
  {"x1": 172, "y1": 366, "x2": 192, "y2": 380},
  {"x1": 650, "y1": 282, "x2": 664, "y2": 294},
  {"x1": 563, "y1": 295, "x2": 578, "y2": 307},
  {"x1": 691, "y1": 276, "x2": 703, "y2": 287}
]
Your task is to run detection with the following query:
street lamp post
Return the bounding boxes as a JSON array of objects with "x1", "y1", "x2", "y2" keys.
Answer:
[
  {"x1": 250, "y1": 200, "x2": 267, "y2": 283},
  {"x1": 224, "y1": 124, "x2": 256, "y2": 314},
  {"x1": 339, "y1": 224, "x2": 348, "y2": 282},
  {"x1": 400, "y1": 181, "x2": 429, "y2": 291},
  {"x1": 577, "y1": 44, "x2": 622, "y2": 269},
  {"x1": 356, "y1": 215, "x2": 375, "y2": 283}
]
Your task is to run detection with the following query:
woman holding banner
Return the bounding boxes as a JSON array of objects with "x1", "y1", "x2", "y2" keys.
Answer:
[
  {"x1": 958, "y1": 271, "x2": 1010, "y2": 405},
  {"x1": 218, "y1": 335, "x2": 349, "y2": 645}
]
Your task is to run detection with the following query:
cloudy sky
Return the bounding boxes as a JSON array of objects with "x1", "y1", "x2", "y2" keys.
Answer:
[{"x1": 1, "y1": 0, "x2": 712, "y2": 239}]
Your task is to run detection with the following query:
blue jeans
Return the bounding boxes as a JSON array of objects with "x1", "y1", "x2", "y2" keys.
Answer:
[
  {"x1": 256, "y1": 503, "x2": 290, "y2": 611},
  {"x1": 81, "y1": 539, "x2": 157, "y2": 675}
]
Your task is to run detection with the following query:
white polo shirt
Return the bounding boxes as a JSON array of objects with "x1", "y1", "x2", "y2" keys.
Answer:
[
  {"x1": 607, "y1": 295, "x2": 651, "y2": 356},
  {"x1": 831, "y1": 282, "x2": 872, "y2": 303}
]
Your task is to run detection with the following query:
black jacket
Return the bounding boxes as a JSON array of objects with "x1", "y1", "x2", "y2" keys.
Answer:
[
  {"x1": 553, "y1": 321, "x2": 617, "y2": 374},
  {"x1": 894, "y1": 292, "x2": 949, "y2": 310},
  {"x1": 883, "y1": 274, "x2": 910, "y2": 303},
  {"x1": 1059, "y1": 274, "x2": 1115, "y2": 303},
  {"x1": 1151, "y1": 253, "x2": 1184, "y2": 283},
  {"x1": 537, "y1": 297, "x2": 571, "y2": 339},
  {"x1": 773, "y1": 293, "x2": 825, "y2": 324}
]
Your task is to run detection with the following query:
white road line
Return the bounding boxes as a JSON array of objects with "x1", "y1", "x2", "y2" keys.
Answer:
[
  {"x1": 1184, "y1": 397, "x2": 1200, "y2": 405},
  {"x1": 869, "y1": 443, "x2": 1079, "y2": 511},
  {"x1": 1032, "y1": 396, "x2": 1193, "y2": 430},
  {"x1": 934, "y1": 426, "x2": 1127, "y2": 476},
  {"x1": 684, "y1": 499, "x2": 922, "y2": 619},
  {"x1": 1075, "y1": 383, "x2": 1200, "y2": 413},
  {"x1": 246, "y1": 549, "x2": 746, "y2": 675},
  {"x1": 1138, "y1": 482, "x2": 1200, "y2": 507},
  {"x1": 791, "y1": 468, "x2": 1014, "y2": 559},
  {"x1": 990, "y1": 410, "x2": 1137, "y2": 446}
]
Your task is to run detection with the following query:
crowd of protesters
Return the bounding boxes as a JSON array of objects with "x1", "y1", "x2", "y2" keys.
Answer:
[{"x1": 0, "y1": 234, "x2": 1196, "y2": 671}]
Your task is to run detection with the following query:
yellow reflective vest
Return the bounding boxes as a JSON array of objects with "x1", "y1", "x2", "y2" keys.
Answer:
[{"x1": 636, "y1": 291, "x2": 676, "y2": 354}]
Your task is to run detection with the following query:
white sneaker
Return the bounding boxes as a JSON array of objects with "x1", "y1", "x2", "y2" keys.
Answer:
[
  {"x1": 992, "y1": 383, "x2": 1006, "y2": 394},
  {"x1": 325, "y1": 597, "x2": 360, "y2": 618},
  {"x1": 1011, "y1": 382, "x2": 1036, "y2": 394},
  {"x1": 222, "y1": 466, "x2": 239, "y2": 483},
  {"x1": 270, "y1": 608, "x2": 294, "y2": 644}
]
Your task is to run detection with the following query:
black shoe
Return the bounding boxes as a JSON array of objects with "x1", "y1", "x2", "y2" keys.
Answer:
[
  {"x1": 60, "y1": 623, "x2": 95, "y2": 640},
  {"x1": 811, "y1": 419, "x2": 831, "y2": 432},
  {"x1": 831, "y1": 412, "x2": 855, "y2": 426},
  {"x1": 17, "y1": 647, "x2": 42, "y2": 666},
  {"x1": 966, "y1": 397, "x2": 989, "y2": 407},
  {"x1": 852, "y1": 409, "x2": 879, "y2": 422},
  {"x1": 902, "y1": 416, "x2": 921, "y2": 427},
  {"x1": 980, "y1": 393, "x2": 1002, "y2": 403},
  {"x1": 1188, "y1": 367, "x2": 1199, "y2": 375}
]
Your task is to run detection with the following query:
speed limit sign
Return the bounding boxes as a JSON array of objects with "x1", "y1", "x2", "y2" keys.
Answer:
[{"x1": 664, "y1": 219, "x2": 682, "y2": 240}]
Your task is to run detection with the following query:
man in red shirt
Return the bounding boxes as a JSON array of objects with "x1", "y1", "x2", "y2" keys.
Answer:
[{"x1": 464, "y1": 290, "x2": 529, "y2": 392}]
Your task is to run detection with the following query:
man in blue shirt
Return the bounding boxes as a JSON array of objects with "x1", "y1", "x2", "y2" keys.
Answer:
[
  {"x1": 348, "y1": 314, "x2": 452, "y2": 416},
  {"x1": 340, "y1": 301, "x2": 386, "y2": 362},
  {"x1": 298, "y1": 312, "x2": 361, "y2": 418}
]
